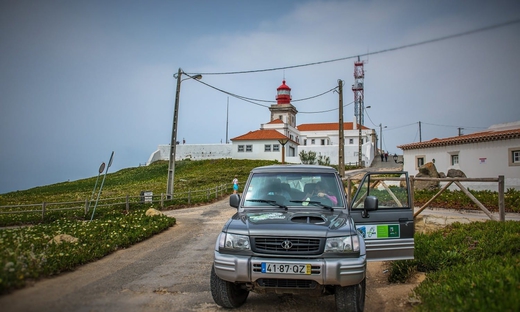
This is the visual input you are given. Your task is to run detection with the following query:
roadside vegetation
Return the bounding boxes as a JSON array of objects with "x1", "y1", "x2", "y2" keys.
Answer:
[
  {"x1": 1, "y1": 159, "x2": 519, "y2": 310},
  {"x1": 389, "y1": 221, "x2": 520, "y2": 311}
]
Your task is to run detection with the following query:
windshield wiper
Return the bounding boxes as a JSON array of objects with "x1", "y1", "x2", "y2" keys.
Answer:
[
  {"x1": 289, "y1": 200, "x2": 334, "y2": 211},
  {"x1": 247, "y1": 199, "x2": 288, "y2": 210}
]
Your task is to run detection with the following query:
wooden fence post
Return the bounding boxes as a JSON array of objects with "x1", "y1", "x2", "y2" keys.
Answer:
[
  {"x1": 85, "y1": 199, "x2": 89, "y2": 214},
  {"x1": 215, "y1": 186, "x2": 218, "y2": 199},
  {"x1": 188, "y1": 190, "x2": 191, "y2": 205},
  {"x1": 409, "y1": 175, "x2": 415, "y2": 211},
  {"x1": 498, "y1": 175, "x2": 505, "y2": 222},
  {"x1": 160, "y1": 193, "x2": 164, "y2": 208},
  {"x1": 126, "y1": 195, "x2": 129, "y2": 213},
  {"x1": 42, "y1": 202, "x2": 46, "y2": 220}
]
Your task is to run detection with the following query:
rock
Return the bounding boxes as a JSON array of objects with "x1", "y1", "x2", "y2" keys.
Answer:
[
  {"x1": 50, "y1": 234, "x2": 78, "y2": 244},
  {"x1": 439, "y1": 172, "x2": 446, "y2": 178},
  {"x1": 415, "y1": 162, "x2": 440, "y2": 190},
  {"x1": 447, "y1": 169, "x2": 467, "y2": 178},
  {"x1": 145, "y1": 208, "x2": 164, "y2": 217}
]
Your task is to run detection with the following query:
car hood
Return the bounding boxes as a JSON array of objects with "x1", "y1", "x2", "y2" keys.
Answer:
[{"x1": 225, "y1": 210, "x2": 356, "y2": 237}]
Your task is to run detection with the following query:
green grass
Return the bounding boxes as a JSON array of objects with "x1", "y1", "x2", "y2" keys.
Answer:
[
  {"x1": 0, "y1": 159, "x2": 278, "y2": 206},
  {"x1": 388, "y1": 221, "x2": 520, "y2": 311},
  {"x1": 414, "y1": 188, "x2": 520, "y2": 213},
  {"x1": 0, "y1": 208, "x2": 176, "y2": 294}
]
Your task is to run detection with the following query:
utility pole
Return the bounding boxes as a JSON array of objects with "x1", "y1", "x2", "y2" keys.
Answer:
[
  {"x1": 166, "y1": 68, "x2": 202, "y2": 199},
  {"x1": 166, "y1": 68, "x2": 183, "y2": 199},
  {"x1": 338, "y1": 79, "x2": 345, "y2": 177},
  {"x1": 419, "y1": 121, "x2": 422, "y2": 142},
  {"x1": 458, "y1": 127, "x2": 464, "y2": 136},
  {"x1": 358, "y1": 100, "x2": 362, "y2": 166},
  {"x1": 352, "y1": 56, "x2": 365, "y2": 167},
  {"x1": 226, "y1": 97, "x2": 229, "y2": 143},
  {"x1": 379, "y1": 124, "x2": 383, "y2": 155}
]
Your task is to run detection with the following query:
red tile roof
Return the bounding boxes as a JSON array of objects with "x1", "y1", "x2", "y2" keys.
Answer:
[
  {"x1": 231, "y1": 129, "x2": 295, "y2": 143},
  {"x1": 398, "y1": 128, "x2": 520, "y2": 150},
  {"x1": 297, "y1": 122, "x2": 369, "y2": 131},
  {"x1": 267, "y1": 119, "x2": 284, "y2": 124}
]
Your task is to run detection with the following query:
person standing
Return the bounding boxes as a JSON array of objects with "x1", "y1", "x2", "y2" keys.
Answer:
[
  {"x1": 384, "y1": 152, "x2": 388, "y2": 162},
  {"x1": 380, "y1": 153, "x2": 384, "y2": 162},
  {"x1": 232, "y1": 176, "x2": 239, "y2": 194}
]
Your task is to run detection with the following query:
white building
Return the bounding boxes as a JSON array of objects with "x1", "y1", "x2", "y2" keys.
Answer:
[
  {"x1": 148, "y1": 80, "x2": 376, "y2": 167},
  {"x1": 230, "y1": 80, "x2": 375, "y2": 166},
  {"x1": 398, "y1": 121, "x2": 520, "y2": 190}
]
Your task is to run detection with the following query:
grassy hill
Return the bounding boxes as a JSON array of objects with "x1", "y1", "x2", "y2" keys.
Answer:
[{"x1": 0, "y1": 159, "x2": 278, "y2": 206}]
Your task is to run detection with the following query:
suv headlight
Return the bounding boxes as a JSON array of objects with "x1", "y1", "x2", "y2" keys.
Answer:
[
  {"x1": 219, "y1": 233, "x2": 251, "y2": 251},
  {"x1": 324, "y1": 235, "x2": 360, "y2": 253}
]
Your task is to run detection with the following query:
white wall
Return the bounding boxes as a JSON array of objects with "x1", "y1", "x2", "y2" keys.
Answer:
[
  {"x1": 402, "y1": 138, "x2": 520, "y2": 190},
  {"x1": 146, "y1": 144, "x2": 233, "y2": 165},
  {"x1": 147, "y1": 141, "x2": 375, "y2": 167}
]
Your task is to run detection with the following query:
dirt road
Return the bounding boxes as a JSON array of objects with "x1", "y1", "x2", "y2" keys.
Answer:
[{"x1": 1, "y1": 199, "x2": 417, "y2": 312}]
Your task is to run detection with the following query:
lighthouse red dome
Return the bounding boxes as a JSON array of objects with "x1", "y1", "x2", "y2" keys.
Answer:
[{"x1": 276, "y1": 80, "x2": 291, "y2": 104}]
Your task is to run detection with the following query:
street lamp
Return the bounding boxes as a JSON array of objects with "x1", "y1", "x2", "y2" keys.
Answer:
[
  {"x1": 166, "y1": 68, "x2": 202, "y2": 199},
  {"x1": 278, "y1": 138, "x2": 289, "y2": 164},
  {"x1": 379, "y1": 123, "x2": 387, "y2": 155}
]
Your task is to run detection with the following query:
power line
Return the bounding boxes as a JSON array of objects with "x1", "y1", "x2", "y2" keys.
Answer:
[
  {"x1": 191, "y1": 76, "x2": 347, "y2": 113},
  {"x1": 189, "y1": 19, "x2": 520, "y2": 76},
  {"x1": 183, "y1": 19, "x2": 520, "y2": 116},
  {"x1": 385, "y1": 122, "x2": 418, "y2": 131},
  {"x1": 298, "y1": 101, "x2": 354, "y2": 114},
  {"x1": 421, "y1": 121, "x2": 487, "y2": 129}
]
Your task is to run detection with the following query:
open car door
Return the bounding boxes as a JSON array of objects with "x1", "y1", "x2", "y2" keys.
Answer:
[{"x1": 349, "y1": 171, "x2": 414, "y2": 261}]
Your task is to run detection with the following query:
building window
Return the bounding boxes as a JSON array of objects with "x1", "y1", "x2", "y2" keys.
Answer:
[
  {"x1": 311, "y1": 139, "x2": 315, "y2": 145},
  {"x1": 349, "y1": 139, "x2": 354, "y2": 144},
  {"x1": 304, "y1": 139, "x2": 307, "y2": 146},
  {"x1": 238, "y1": 145, "x2": 244, "y2": 152},
  {"x1": 279, "y1": 115, "x2": 283, "y2": 120},
  {"x1": 509, "y1": 148, "x2": 520, "y2": 166},
  {"x1": 321, "y1": 139, "x2": 325, "y2": 146},
  {"x1": 416, "y1": 155, "x2": 425, "y2": 169},
  {"x1": 289, "y1": 146, "x2": 296, "y2": 157},
  {"x1": 246, "y1": 145, "x2": 253, "y2": 152},
  {"x1": 273, "y1": 144, "x2": 280, "y2": 152},
  {"x1": 264, "y1": 144, "x2": 271, "y2": 152},
  {"x1": 451, "y1": 154, "x2": 459, "y2": 165}
]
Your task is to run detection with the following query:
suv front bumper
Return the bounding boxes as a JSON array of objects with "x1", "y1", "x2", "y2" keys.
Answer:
[{"x1": 214, "y1": 251, "x2": 366, "y2": 287}]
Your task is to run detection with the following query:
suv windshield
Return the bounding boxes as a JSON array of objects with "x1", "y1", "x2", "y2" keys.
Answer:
[{"x1": 243, "y1": 172, "x2": 343, "y2": 208}]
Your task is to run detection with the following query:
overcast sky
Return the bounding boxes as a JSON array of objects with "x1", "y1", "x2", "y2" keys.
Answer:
[{"x1": 1, "y1": 0, "x2": 519, "y2": 193}]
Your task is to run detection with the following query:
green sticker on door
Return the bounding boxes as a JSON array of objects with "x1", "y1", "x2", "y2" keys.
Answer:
[{"x1": 356, "y1": 224, "x2": 400, "y2": 239}]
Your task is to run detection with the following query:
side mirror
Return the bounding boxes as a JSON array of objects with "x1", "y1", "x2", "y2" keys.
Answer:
[
  {"x1": 229, "y1": 194, "x2": 240, "y2": 208},
  {"x1": 362, "y1": 195, "x2": 378, "y2": 218}
]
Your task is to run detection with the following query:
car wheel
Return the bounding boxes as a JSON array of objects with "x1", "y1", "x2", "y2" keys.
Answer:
[
  {"x1": 210, "y1": 265, "x2": 249, "y2": 308},
  {"x1": 335, "y1": 278, "x2": 366, "y2": 312}
]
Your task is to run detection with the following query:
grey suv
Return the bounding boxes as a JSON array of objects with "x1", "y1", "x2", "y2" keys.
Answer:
[{"x1": 211, "y1": 165, "x2": 414, "y2": 312}]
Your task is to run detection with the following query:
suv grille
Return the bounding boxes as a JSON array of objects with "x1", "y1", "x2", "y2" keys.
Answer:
[{"x1": 252, "y1": 237, "x2": 323, "y2": 255}]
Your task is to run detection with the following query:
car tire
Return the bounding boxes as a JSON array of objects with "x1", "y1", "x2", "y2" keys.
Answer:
[
  {"x1": 335, "y1": 278, "x2": 366, "y2": 312},
  {"x1": 210, "y1": 265, "x2": 249, "y2": 308}
]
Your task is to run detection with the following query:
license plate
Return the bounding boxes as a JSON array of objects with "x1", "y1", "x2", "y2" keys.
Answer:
[{"x1": 261, "y1": 263, "x2": 311, "y2": 274}]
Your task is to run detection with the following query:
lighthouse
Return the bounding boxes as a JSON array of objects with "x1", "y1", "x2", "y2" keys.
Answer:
[{"x1": 269, "y1": 80, "x2": 298, "y2": 127}]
